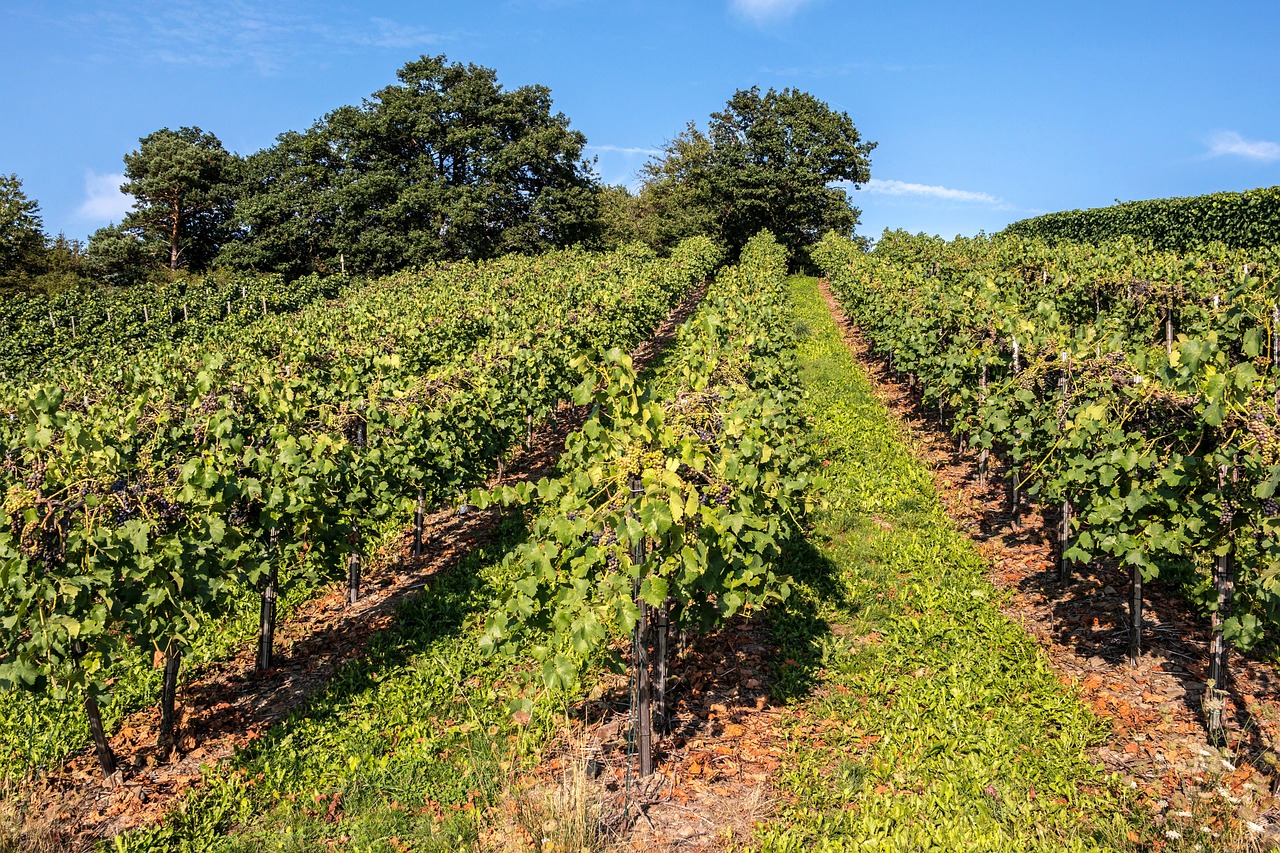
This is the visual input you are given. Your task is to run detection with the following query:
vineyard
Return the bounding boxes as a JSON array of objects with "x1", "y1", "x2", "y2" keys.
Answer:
[
  {"x1": 813, "y1": 229, "x2": 1280, "y2": 745},
  {"x1": 0, "y1": 272, "x2": 350, "y2": 385},
  {"x1": 0, "y1": 237, "x2": 721, "y2": 782},
  {"x1": 5, "y1": 222, "x2": 1280, "y2": 851}
]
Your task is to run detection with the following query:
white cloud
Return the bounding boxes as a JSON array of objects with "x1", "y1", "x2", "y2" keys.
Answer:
[
  {"x1": 585, "y1": 145, "x2": 662, "y2": 156},
  {"x1": 74, "y1": 172, "x2": 133, "y2": 223},
  {"x1": 1206, "y1": 130, "x2": 1280, "y2": 162},
  {"x1": 731, "y1": 0, "x2": 810, "y2": 22},
  {"x1": 859, "y1": 178, "x2": 1004, "y2": 206}
]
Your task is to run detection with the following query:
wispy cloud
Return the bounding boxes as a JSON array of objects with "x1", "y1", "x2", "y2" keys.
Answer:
[
  {"x1": 585, "y1": 145, "x2": 662, "y2": 156},
  {"x1": 354, "y1": 17, "x2": 447, "y2": 50},
  {"x1": 68, "y1": 2, "x2": 448, "y2": 75},
  {"x1": 1206, "y1": 130, "x2": 1280, "y2": 162},
  {"x1": 859, "y1": 178, "x2": 1006, "y2": 206},
  {"x1": 731, "y1": 0, "x2": 810, "y2": 23},
  {"x1": 761, "y1": 60, "x2": 937, "y2": 77},
  {"x1": 74, "y1": 171, "x2": 133, "y2": 224}
]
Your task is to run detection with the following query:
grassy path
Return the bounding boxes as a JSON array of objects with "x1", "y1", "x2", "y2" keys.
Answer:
[{"x1": 755, "y1": 277, "x2": 1155, "y2": 852}]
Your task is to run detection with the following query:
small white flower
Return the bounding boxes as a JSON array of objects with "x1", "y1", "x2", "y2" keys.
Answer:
[{"x1": 1165, "y1": 829, "x2": 1182, "y2": 840}]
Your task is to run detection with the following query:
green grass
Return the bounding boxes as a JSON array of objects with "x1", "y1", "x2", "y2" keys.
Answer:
[
  {"x1": 754, "y1": 277, "x2": 1156, "y2": 852},
  {"x1": 109, "y1": 510, "x2": 581, "y2": 852}
]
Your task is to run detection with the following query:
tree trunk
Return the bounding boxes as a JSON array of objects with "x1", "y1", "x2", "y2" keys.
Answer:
[
  {"x1": 170, "y1": 205, "x2": 180, "y2": 271},
  {"x1": 157, "y1": 649, "x2": 183, "y2": 759}
]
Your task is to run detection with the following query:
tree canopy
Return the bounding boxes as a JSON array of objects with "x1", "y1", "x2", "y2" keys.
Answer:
[
  {"x1": 0, "y1": 174, "x2": 45, "y2": 278},
  {"x1": 637, "y1": 86, "x2": 874, "y2": 259},
  {"x1": 7, "y1": 62, "x2": 879, "y2": 289},
  {"x1": 221, "y1": 55, "x2": 599, "y2": 276},
  {"x1": 120, "y1": 127, "x2": 239, "y2": 271}
]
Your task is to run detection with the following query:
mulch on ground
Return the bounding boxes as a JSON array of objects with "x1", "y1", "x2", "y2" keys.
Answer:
[{"x1": 504, "y1": 614, "x2": 782, "y2": 852}]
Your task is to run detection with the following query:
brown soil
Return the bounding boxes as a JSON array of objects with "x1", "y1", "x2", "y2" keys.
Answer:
[
  {"x1": 816, "y1": 278, "x2": 1280, "y2": 845},
  {"x1": 505, "y1": 614, "x2": 782, "y2": 852},
  {"x1": 8, "y1": 284, "x2": 708, "y2": 851}
]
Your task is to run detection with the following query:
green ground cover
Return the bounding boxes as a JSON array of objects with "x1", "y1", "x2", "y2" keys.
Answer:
[{"x1": 755, "y1": 277, "x2": 1160, "y2": 852}]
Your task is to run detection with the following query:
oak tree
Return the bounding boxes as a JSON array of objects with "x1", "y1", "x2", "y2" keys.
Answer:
[{"x1": 640, "y1": 87, "x2": 875, "y2": 259}]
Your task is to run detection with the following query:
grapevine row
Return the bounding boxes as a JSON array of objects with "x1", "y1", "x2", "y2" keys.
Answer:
[
  {"x1": 473, "y1": 231, "x2": 818, "y2": 772},
  {"x1": 1002, "y1": 185, "x2": 1280, "y2": 250},
  {"x1": 0, "y1": 238, "x2": 722, "y2": 779},
  {"x1": 814, "y1": 230, "x2": 1280, "y2": 743},
  {"x1": 0, "y1": 272, "x2": 350, "y2": 385}
]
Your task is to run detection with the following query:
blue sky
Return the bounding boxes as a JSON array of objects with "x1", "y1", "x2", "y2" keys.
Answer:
[{"x1": 3, "y1": 0, "x2": 1278, "y2": 243}]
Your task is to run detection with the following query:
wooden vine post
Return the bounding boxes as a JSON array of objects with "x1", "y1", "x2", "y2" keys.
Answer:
[
  {"x1": 1057, "y1": 351, "x2": 1074, "y2": 586},
  {"x1": 630, "y1": 476, "x2": 654, "y2": 777},
  {"x1": 347, "y1": 412, "x2": 367, "y2": 605},
  {"x1": 73, "y1": 641, "x2": 117, "y2": 781},
  {"x1": 1272, "y1": 303, "x2": 1279, "y2": 369},
  {"x1": 413, "y1": 488, "x2": 426, "y2": 557},
  {"x1": 158, "y1": 646, "x2": 183, "y2": 759},
  {"x1": 1128, "y1": 561, "x2": 1143, "y2": 667},
  {"x1": 654, "y1": 595, "x2": 671, "y2": 737},
  {"x1": 1009, "y1": 337, "x2": 1021, "y2": 526},
  {"x1": 978, "y1": 359, "x2": 988, "y2": 486},
  {"x1": 346, "y1": 544, "x2": 361, "y2": 605},
  {"x1": 257, "y1": 528, "x2": 279, "y2": 672},
  {"x1": 1207, "y1": 463, "x2": 1237, "y2": 745},
  {"x1": 85, "y1": 693, "x2": 116, "y2": 780}
]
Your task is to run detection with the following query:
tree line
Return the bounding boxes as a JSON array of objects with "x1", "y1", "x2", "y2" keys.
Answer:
[{"x1": 1, "y1": 54, "x2": 875, "y2": 293}]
